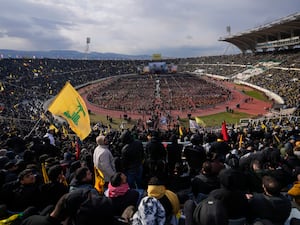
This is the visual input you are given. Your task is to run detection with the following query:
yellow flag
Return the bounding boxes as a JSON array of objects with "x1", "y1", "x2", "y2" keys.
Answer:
[
  {"x1": 94, "y1": 167, "x2": 105, "y2": 194},
  {"x1": 49, "y1": 124, "x2": 59, "y2": 133},
  {"x1": 195, "y1": 116, "x2": 206, "y2": 127},
  {"x1": 179, "y1": 126, "x2": 183, "y2": 137},
  {"x1": 41, "y1": 163, "x2": 49, "y2": 184},
  {"x1": 239, "y1": 134, "x2": 243, "y2": 149},
  {"x1": 261, "y1": 123, "x2": 267, "y2": 133},
  {"x1": 48, "y1": 82, "x2": 91, "y2": 140}
]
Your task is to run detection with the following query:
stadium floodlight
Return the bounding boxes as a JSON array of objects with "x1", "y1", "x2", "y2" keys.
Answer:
[
  {"x1": 226, "y1": 26, "x2": 231, "y2": 35},
  {"x1": 85, "y1": 37, "x2": 91, "y2": 59}
]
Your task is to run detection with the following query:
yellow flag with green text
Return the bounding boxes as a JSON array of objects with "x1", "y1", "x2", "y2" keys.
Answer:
[{"x1": 48, "y1": 82, "x2": 91, "y2": 140}]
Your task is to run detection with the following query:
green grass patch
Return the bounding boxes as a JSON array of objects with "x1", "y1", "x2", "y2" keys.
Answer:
[
  {"x1": 242, "y1": 90, "x2": 269, "y2": 102},
  {"x1": 179, "y1": 111, "x2": 253, "y2": 128},
  {"x1": 90, "y1": 111, "x2": 253, "y2": 130},
  {"x1": 89, "y1": 113, "x2": 136, "y2": 130}
]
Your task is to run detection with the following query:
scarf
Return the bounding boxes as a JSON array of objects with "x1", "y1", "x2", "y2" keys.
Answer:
[
  {"x1": 147, "y1": 185, "x2": 166, "y2": 199},
  {"x1": 147, "y1": 185, "x2": 180, "y2": 215},
  {"x1": 108, "y1": 183, "x2": 129, "y2": 197}
]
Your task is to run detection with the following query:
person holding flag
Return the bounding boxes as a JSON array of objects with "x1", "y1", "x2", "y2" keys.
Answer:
[
  {"x1": 93, "y1": 135, "x2": 116, "y2": 187},
  {"x1": 209, "y1": 121, "x2": 231, "y2": 163},
  {"x1": 43, "y1": 128, "x2": 56, "y2": 146}
]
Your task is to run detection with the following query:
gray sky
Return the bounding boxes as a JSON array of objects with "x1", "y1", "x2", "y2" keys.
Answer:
[{"x1": 0, "y1": 0, "x2": 299, "y2": 58}]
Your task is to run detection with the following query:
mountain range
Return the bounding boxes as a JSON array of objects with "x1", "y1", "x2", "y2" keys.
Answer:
[{"x1": 0, "y1": 49, "x2": 152, "y2": 60}]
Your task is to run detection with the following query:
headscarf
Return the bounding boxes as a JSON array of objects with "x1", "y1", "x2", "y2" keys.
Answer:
[
  {"x1": 147, "y1": 184, "x2": 180, "y2": 215},
  {"x1": 132, "y1": 196, "x2": 165, "y2": 225}
]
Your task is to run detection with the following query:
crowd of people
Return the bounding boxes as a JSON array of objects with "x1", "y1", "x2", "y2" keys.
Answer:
[
  {"x1": 0, "y1": 115, "x2": 299, "y2": 224},
  {"x1": 86, "y1": 73, "x2": 232, "y2": 115},
  {"x1": 0, "y1": 49, "x2": 299, "y2": 224},
  {"x1": 177, "y1": 49, "x2": 300, "y2": 116}
]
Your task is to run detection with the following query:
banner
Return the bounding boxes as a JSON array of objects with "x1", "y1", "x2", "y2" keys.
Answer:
[
  {"x1": 221, "y1": 121, "x2": 229, "y2": 141},
  {"x1": 48, "y1": 82, "x2": 91, "y2": 140},
  {"x1": 195, "y1": 116, "x2": 206, "y2": 127},
  {"x1": 189, "y1": 119, "x2": 200, "y2": 130}
]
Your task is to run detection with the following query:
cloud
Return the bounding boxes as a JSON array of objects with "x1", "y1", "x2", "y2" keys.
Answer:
[{"x1": 0, "y1": 0, "x2": 299, "y2": 57}]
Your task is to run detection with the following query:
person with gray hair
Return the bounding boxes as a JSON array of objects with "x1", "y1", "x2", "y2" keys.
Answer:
[{"x1": 93, "y1": 135, "x2": 116, "y2": 185}]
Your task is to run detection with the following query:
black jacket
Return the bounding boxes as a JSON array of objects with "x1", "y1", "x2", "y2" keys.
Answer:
[
  {"x1": 145, "y1": 137, "x2": 166, "y2": 161},
  {"x1": 248, "y1": 193, "x2": 291, "y2": 225},
  {"x1": 121, "y1": 139, "x2": 144, "y2": 171}
]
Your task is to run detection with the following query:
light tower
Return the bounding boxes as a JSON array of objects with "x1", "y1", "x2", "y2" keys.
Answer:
[
  {"x1": 85, "y1": 37, "x2": 91, "y2": 59},
  {"x1": 223, "y1": 26, "x2": 237, "y2": 55},
  {"x1": 226, "y1": 26, "x2": 231, "y2": 36}
]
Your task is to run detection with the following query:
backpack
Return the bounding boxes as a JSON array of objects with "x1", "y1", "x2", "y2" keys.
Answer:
[{"x1": 193, "y1": 197, "x2": 228, "y2": 225}]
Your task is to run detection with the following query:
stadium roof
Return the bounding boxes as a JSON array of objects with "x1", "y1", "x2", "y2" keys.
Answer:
[{"x1": 219, "y1": 12, "x2": 300, "y2": 53}]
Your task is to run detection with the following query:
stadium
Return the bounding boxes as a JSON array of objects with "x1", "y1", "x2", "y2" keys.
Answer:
[
  {"x1": 0, "y1": 12, "x2": 299, "y2": 225},
  {"x1": 1, "y1": 13, "x2": 299, "y2": 131}
]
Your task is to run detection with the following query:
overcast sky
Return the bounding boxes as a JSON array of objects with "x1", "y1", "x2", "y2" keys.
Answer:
[{"x1": 0, "y1": 0, "x2": 299, "y2": 58}]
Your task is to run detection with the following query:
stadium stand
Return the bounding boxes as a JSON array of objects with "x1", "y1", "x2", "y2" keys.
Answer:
[{"x1": 0, "y1": 12, "x2": 299, "y2": 225}]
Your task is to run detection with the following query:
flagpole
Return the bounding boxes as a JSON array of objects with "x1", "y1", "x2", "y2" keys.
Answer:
[
  {"x1": 25, "y1": 97, "x2": 54, "y2": 139},
  {"x1": 24, "y1": 116, "x2": 43, "y2": 139}
]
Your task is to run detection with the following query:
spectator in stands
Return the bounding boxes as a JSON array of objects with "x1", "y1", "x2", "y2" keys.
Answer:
[
  {"x1": 209, "y1": 132, "x2": 231, "y2": 163},
  {"x1": 132, "y1": 196, "x2": 166, "y2": 225},
  {"x1": 69, "y1": 166, "x2": 98, "y2": 195},
  {"x1": 20, "y1": 192, "x2": 70, "y2": 225},
  {"x1": 43, "y1": 129, "x2": 56, "y2": 146},
  {"x1": 208, "y1": 168, "x2": 250, "y2": 220},
  {"x1": 166, "y1": 134, "x2": 183, "y2": 176},
  {"x1": 93, "y1": 135, "x2": 116, "y2": 185},
  {"x1": 248, "y1": 175, "x2": 291, "y2": 225},
  {"x1": 191, "y1": 160, "x2": 220, "y2": 202},
  {"x1": 119, "y1": 130, "x2": 145, "y2": 189},
  {"x1": 106, "y1": 172, "x2": 140, "y2": 218},
  {"x1": 146, "y1": 176, "x2": 180, "y2": 224},
  {"x1": 22, "y1": 188, "x2": 115, "y2": 225},
  {"x1": 246, "y1": 159, "x2": 266, "y2": 193},
  {"x1": 39, "y1": 164, "x2": 69, "y2": 209},
  {"x1": 66, "y1": 160, "x2": 81, "y2": 184},
  {"x1": 145, "y1": 131, "x2": 167, "y2": 180},
  {"x1": 0, "y1": 168, "x2": 42, "y2": 212},
  {"x1": 183, "y1": 134, "x2": 207, "y2": 177}
]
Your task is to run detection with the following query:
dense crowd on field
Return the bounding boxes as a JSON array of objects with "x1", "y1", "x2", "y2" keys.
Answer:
[
  {"x1": 0, "y1": 49, "x2": 299, "y2": 224},
  {"x1": 86, "y1": 74, "x2": 232, "y2": 114}
]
